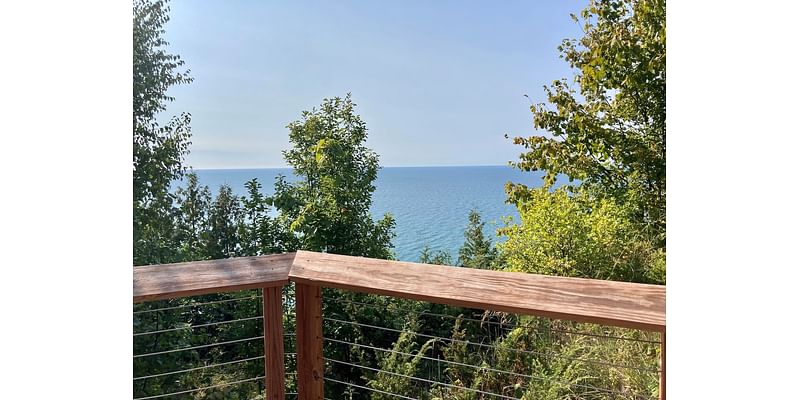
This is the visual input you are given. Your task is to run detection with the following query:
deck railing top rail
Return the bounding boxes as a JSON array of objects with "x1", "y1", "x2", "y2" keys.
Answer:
[
  {"x1": 291, "y1": 250, "x2": 665, "y2": 332},
  {"x1": 133, "y1": 250, "x2": 665, "y2": 332},
  {"x1": 133, "y1": 253, "x2": 295, "y2": 303}
]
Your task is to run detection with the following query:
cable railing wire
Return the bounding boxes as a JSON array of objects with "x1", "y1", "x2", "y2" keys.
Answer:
[
  {"x1": 324, "y1": 317, "x2": 659, "y2": 374},
  {"x1": 323, "y1": 337, "x2": 650, "y2": 399},
  {"x1": 324, "y1": 357, "x2": 521, "y2": 400},
  {"x1": 133, "y1": 375, "x2": 264, "y2": 400},
  {"x1": 134, "y1": 355, "x2": 265, "y2": 381},
  {"x1": 132, "y1": 284, "x2": 658, "y2": 399},
  {"x1": 327, "y1": 297, "x2": 661, "y2": 345},
  {"x1": 324, "y1": 376, "x2": 418, "y2": 400},
  {"x1": 134, "y1": 353, "x2": 297, "y2": 382},
  {"x1": 134, "y1": 315, "x2": 264, "y2": 336},
  {"x1": 134, "y1": 288, "x2": 297, "y2": 400},
  {"x1": 133, "y1": 335, "x2": 264, "y2": 358},
  {"x1": 133, "y1": 294, "x2": 263, "y2": 315},
  {"x1": 326, "y1": 348, "x2": 549, "y2": 386}
]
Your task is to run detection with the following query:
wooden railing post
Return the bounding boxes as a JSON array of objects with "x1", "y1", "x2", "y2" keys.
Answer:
[
  {"x1": 660, "y1": 331, "x2": 666, "y2": 400},
  {"x1": 296, "y1": 283, "x2": 324, "y2": 400},
  {"x1": 264, "y1": 286, "x2": 286, "y2": 399}
]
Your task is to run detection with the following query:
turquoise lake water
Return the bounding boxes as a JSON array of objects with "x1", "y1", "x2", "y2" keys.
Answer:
[{"x1": 191, "y1": 165, "x2": 549, "y2": 262}]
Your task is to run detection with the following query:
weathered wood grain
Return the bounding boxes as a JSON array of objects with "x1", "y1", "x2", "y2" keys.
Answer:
[
  {"x1": 290, "y1": 251, "x2": 666, "y2": 332},
  {"x1": 264, "y1": 286, "x2": 286, "y2": 400},
  {"x1": 660, "y1": 331, "x2": 666, "y2": 399},
  {"x1": 296, "y1": 283, "x2": 324, "y2": 400},
  {"x1": 133, "y1": 253, "x2": 295, "y2": 303}
]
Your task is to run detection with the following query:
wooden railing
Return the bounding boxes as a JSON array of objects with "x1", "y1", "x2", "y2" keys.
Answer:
[{"x1": 133, "y1": 250, "x2": 666, "y2": 399}]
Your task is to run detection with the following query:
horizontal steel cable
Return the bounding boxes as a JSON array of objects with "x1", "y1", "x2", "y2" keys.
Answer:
[
  {"x1": 327, "y1": 348, "x2": 540, "y2": 384},
  {"x1": 324, "y1": 337, "x2": 651, "y2": 399},
  {"x1": 324, "y1": 317, "x2": 658, "y2": 373},
  {"x1": 324, "y1": 376, "x2": 418, "y2": 400},
  {"x1": 133, "y1": 353, "x2": 296, "y2": 381},
  {"x1": 327, "y1": 297, "x2": 661, "y2": 345},
  {"x1": 133, "y1": 295, "x2": 262, "y2": 315},
  {"x1": 134, "y1": 356, "x2": 265, "y2": 380},
  {"x1": 133, "y1": 375, "x2": 264, "y2": 400},
  {"x1": 133, "y1": 335, "x2": 264, "y2": 358},
  {"x1": 134, "y1": 316, "x2": 264, "y2": 336},
  {"x1": 325, "y1": 358, "x2": 519, "y2": 400}
]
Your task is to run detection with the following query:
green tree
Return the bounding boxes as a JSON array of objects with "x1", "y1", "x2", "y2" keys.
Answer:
[
  {"x1": 496, "y1": 2, "x2": 667, "y2": 389},
  {"x1": 507, "y1": 0, "x2": 666, "y2": 245},
  {"x1": 133, "y1": 0, "x2": 193, "y2": 265},
  {"x1": 457, "y1": 210, "x2": 498, "y2": 269},
  {"x1": 273, "y1": 94, "x2": 395, "y2": 259},
  {"x1": 238, "y1": 178, "x2": 296, "y2": 256},
  {"x1": 206, "y1": 185, "x2": 243, "y2": 259},
  {"x1": 366, "y1": 317, "x2": 436, "y2": 400},
  {"x1": 419, "y1": 245, "x2": 454, "y2": 266},
  {"x1": 270, "y1": 95, "x2": 397, "y2": 397},
  {"x1": 132, "y1": 3, "x2": 268, "y2": 399},
  {"x1": 239, "y1": 178, "x2": 269, "y2": 256},
  {"x1": 174, "y1": 171, "x2": 212, "y2": 261}
]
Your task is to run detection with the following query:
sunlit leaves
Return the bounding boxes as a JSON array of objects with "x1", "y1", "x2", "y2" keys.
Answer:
[
  {"x1": 133, "y1": 0, "x2": 193, "y2": 265},
  {"x1": 500, "y1": 187, "x2": 663, "y2": 284},
  {"x1": 275, "y1": 94, "x2": 396, "y2": 259},
  {"x1": 508, "y1": 0, "x2": 666, "y2": 244}
]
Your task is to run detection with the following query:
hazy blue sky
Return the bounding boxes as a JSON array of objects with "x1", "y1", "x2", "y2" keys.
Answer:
[{"x1": 160, "y1": 0, "x2": 585, "y2": 168}]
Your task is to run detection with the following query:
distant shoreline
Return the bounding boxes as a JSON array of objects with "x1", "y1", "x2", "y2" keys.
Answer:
[{"x1": 192, "y1": 164, "x2": 511, "y2": 171}]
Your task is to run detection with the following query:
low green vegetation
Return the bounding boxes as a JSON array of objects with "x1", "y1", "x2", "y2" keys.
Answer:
[
  {"x1": 500, "y1": 187, "x2": 665, "y2": 284},
  {"x1": 133, "y1": 0, "x2": 665, "y2": 398}
]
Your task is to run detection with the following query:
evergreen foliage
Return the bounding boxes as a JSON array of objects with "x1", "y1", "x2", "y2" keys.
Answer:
[
  {"x1": 205, "y1": 185, "x2": 244, "y2": 259},
  {"x1": 366, "y1": 317, "x2": 436, "y2": 399},
  {"x1": 419, "y1": 245, "x2": 454, "y2": 266},
  {"x1": 457, "y1": 209, "x2": 499, "y2": 269},
  {"x1": 174, "y1": 172, "x2": 211, "y2": 261}
]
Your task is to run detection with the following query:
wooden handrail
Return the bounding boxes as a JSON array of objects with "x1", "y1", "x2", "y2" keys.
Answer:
[
  {"x1": 291, "y1": 251, "x2": 665, "y2": 332},
  {"x1": 133, "y1": 253, "x2": 295, "y2": 303}
]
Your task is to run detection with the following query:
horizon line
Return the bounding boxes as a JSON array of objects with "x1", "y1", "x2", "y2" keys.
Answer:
[{"x1": 191, "y1": 163, "x2": 513, "y2": 171}]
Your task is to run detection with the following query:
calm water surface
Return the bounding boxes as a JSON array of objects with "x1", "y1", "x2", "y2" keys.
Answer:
[{"x1": 190, "y1": 166, "x2": 549, "y2": 262}]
